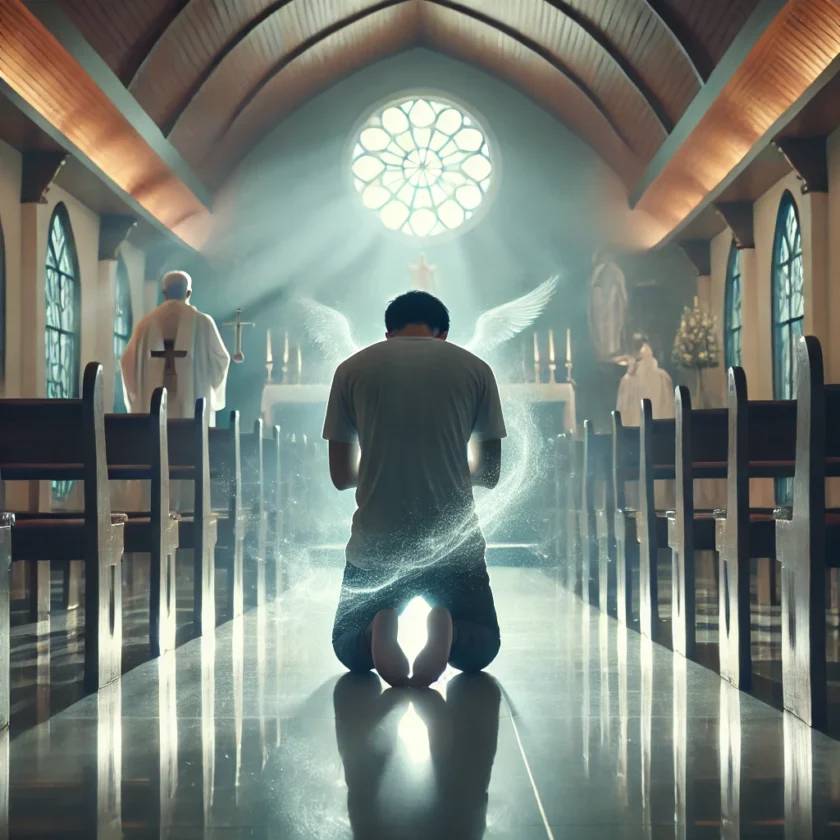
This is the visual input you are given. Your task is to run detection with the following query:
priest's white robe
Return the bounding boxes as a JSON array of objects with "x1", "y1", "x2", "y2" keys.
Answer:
[
  {"x1": 120, "y1": 299, "x2": 230, "y2": 425},
  {"x1": 616, "y1": 346, "x2": 674, "y2": 427}
]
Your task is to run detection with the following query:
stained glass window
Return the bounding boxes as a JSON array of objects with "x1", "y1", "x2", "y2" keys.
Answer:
[
  {"x1": 351, "y1": 96, "x2": 494, "y2": 238},
  {"x1": 771, "y1": 191, "x2": 804, "y2": 504},
  {"x1": 724, "y1": 243, "x2": 742, "y2": 368},
  {"x1": 45, "y1": 204, "x2": 80, "y2": 501},
  {"x1": 113, "y1": 257, "x2": 133, "y2": 412}
]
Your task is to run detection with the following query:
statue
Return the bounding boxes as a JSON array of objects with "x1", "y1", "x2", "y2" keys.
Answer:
[
  {"x1": 589, "y1": 250, "x2": 627, "y2": 362},
  {"x1": 410, "y1": 253, "x2": 437, "y2": 293},
  {"x1": 616, "y1": 334, "x2": 674, "y2": 426}
]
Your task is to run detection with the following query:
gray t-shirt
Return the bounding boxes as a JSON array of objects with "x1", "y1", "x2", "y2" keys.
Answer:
[{"x1": 323, "y1": 337, "x2": 507, "y2": 569}]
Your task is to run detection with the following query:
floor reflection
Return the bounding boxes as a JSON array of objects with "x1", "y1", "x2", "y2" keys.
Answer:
[{"x1": 333, "y1": 673, "x2": 501, "y2": 840}]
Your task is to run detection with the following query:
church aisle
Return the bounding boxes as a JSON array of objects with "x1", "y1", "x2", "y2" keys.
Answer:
[{"x1": 6, "y1": 566, "x2": 840, "y2": 838}]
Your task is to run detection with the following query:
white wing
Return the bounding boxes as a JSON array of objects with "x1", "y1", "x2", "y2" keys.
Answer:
[
  {"x1": 297, "y1": 298, "x2": 360, "y2": 370},
  {"x1": 465, "y1": 276, "x2": 559, "y2": 357}
]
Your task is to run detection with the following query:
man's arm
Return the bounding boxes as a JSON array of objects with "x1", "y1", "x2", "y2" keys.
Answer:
[
  {"x1": 328, "y1": 441, "x2": 359, "y2": 491},
  {"x1": 204, "y1": 314, "x2": 231, "y2": 389},
  {"x1": 323, "y1": 364, "x2": 358, "y2": 490},
  {"x1": 471, "y1": 439, "x2": 502, "y2": 489}
]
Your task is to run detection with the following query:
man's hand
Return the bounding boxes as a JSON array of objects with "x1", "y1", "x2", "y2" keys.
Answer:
[
  {"x1": 329, "y1": 441, "x2": 359, "y2": 491},
  {"x1": 470, "y1": 439, "x2": 502, "y2": 489}
]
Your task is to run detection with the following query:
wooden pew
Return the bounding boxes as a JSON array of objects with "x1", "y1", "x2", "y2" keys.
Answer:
[
  {"x1": 0, "y1": 514, "x2": 13, "y2": 730},
  {"x1": 775, "y1": 335, "x2": 840, "y2": 728},
  {"x1": 612, "y1": 410, "x2": 639, "y2": 627},
  {"x1": 715, "y1": 366, "x2": 796, "y2": 689},
  {"x1": 667, "y1": 388, "x2": 727, "y2": 659},
  {"x1": 638, "y1": 401, "x2": 676, "y2": 642},
  {"x1": 102, "y1": 388, "x2": 179, "y2": 658},
  {"x1": 240, "y1": 419, "x2": 267, "y2": 608},
  {"x1": 580, "y1": 422, "x2": 616, "y2": 615},
  {"x1": 1, "y1": 363, "x2": 125, "y2": 693},
  {"x1": 263, "y1": 424, "x2": 284, "y2": 598},
  {"x1": 168, "y1": 399, "x2": 216, "y2": 637},
  {"x1": 209, "y1": 411, "x2": 245, "y2": 623},
  {"x1": 566, "y1": 437, "x2": 584, "y2": 597}
]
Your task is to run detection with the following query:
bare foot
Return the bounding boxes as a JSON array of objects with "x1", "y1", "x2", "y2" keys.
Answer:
[
  {"x1": 411, "y1": 606, "x2": 453, "y2": 687},
  {"x1": 371, "y1": 609, "x2": 410, "y2": 687}
]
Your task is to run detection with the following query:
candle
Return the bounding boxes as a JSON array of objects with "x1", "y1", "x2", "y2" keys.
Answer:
[
  {"x1": 283, "y1": 331, "x2": 289, "y2": 364},
  {"x1": 533, "y1": 332, "x2": 539, "y2": 363},
  {"x1": 548, "y1": 329, "x2": 555, "y2": 363},
  {"x1": 266, "y1": 329, "x2": 273, "y2": 364},
  {"x1": 566, "y1": 328, "x2": 572, "y2": 363},
  {"x1": 296, "y1": 345, "x2": 302, "y2": 375}
]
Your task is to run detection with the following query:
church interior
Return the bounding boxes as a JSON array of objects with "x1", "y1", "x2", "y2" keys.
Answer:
[{"x1": 2, "y1": 0, "x2": 840, "y2": 837}]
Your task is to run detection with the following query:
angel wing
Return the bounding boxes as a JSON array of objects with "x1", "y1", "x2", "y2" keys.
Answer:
[
  {"x1": 464, "y1": 276, "x2": 559, "y2": 357},
  {"x1": 297, "y1": 298, "x2": 360, "y2": 370}
]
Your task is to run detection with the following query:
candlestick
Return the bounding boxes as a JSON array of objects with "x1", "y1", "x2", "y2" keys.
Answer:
[
  {"x1": 266, "y1": 329, "x2": 274, "y2": 382},
  {"x1": 565, "y1": 328, "x2": 573, "y2": 384},
  {"x1": 533, "y1": 332, "x2": 540, "y2": 383},
  {"x1": 548, "y1": 329, "x2": 557, "y2": 384}
]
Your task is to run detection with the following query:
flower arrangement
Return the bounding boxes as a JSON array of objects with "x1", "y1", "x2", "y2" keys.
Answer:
[{"x1": 671, "y1": 296, "x2": 720, "y2": 370}]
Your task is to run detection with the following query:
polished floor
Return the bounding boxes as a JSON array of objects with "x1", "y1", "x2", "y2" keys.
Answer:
[{"x1": 6, "y1": 566, "x2": 840, "y2": 838}]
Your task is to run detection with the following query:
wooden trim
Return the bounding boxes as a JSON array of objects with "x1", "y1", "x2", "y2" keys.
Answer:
[
  {"x1": 98, "y1": 215, "x2": 137, "y2": 261},
  {"x1": 714, "y1": 202, "x2": 755, "y2": 250},
  {"x1": 680, "y1": 240, "x2": 711, "y2": 277},
  {"x1": 0, "y1": 0, "x2": 213, "y2": 250},
  {"x1": 774, "y1": 137, "x2": 829, "y2": 195},
  {"x1": 20, "y1": 151, "x2": 67, "y2": 204}
]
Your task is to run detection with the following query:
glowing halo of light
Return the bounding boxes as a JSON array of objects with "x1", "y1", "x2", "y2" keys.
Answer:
[{"x1": 349, "y1": 94, "x2": 497, "y2": 240}]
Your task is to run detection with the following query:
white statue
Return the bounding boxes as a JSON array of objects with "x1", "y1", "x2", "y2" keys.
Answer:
[
  {"x1": 616, "y1": 336, "x2": 674, "y2": 426},
  {"x1": 589, "y1": 252, "x2": 627, "y2": 362},
  {"x1": 298, "y1": 275, "x2": 559, "y2": 369}
]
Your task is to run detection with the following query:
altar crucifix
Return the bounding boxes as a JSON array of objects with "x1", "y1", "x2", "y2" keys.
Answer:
[
  {"x1": 223, "y1": 309, "x2": 254, "y2": 363},
  {"x1": 410, "y1": 252, "x2": 436, "y2": 293},
  {"x1": 150, "y1": 340, "x2": 187, "y2": 395}
]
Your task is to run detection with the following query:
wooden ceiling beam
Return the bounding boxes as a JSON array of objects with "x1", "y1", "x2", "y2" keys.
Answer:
[
  {"x1": 20, "y1": 151, "x2": 67, "y2": 204},
  {"x1": 714, "y1": 201, "x2": 755, "y2": 250},
  {"x1": 542, "y1": 0, "x2": 674, "y2": 132},
  {"x1": 226, "y1": 0, "x2": 640, "y2": 154},
  {"x1": 774, "y1": 136, "x2": 828, "y2": 194},
  {"x1": 1, "y1": 0, "x2": 213, "y2": 249},
  {"x1": 641, "y1": 0, "x2": 713, "y2": 83}
]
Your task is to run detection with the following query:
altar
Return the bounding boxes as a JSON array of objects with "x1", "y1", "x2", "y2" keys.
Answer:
[{"x1": 262, "y1": 382, "x2": 575, "y2": 431}]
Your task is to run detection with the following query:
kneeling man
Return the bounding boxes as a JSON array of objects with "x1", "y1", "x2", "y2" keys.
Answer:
[{"x1": 324, "y1": 290, "x2": 506, "y2": 687}]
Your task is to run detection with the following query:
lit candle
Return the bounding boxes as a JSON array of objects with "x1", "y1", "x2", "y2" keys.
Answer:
[
  {"x1": 266, "y1": 329, "x2": 273, "y2": 364},
  {"x1": 548, "y1": 329, "x2": 555, "y2": 363},
  {"x1": 533, "y1": 332, "x2": 539, "y2": 363},
  {"x1": 283, "y1": 331, "x2": 289, "y2": 365},
  {"x1": 566, "y1": 328, "x2": 572, "y2": 363},
  {"x1": 296, "y1": 345, "x2": 302, "y2": 375}
]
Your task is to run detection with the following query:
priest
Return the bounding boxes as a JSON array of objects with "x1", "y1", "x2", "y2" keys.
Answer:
[{"x1": 120, "y1": 270, "x2": 230, "y2": 424}]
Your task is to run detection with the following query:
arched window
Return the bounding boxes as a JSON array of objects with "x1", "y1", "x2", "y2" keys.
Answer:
[
  {"x1": 45, "y1": 204, "x2": 81, "y2": 501},
  {"x1": 113, "y1": 257, "x2": 133, "y2": 412},
  {"x1": 771, "y1": 190, "x2": 804, "y2": 503},
  {"x1": 724, "y1": 242, "x2": 742, "y2": 368}
]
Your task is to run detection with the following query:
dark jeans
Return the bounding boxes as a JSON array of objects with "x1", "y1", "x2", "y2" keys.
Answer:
[{"x1": 332, "y1": 559, "x2": 501, "y2": 674}]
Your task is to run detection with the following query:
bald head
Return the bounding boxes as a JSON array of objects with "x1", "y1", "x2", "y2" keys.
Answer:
[{"x1": 162, "y1": 270, "x2": 192, "y2": 301}]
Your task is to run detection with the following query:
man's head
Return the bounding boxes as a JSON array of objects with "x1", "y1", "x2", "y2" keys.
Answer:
[
  {"x1": 385, "y1": 291, "x2": 450, "y2": 339},
  {"x1": 162, "y1": 270, "x2": 192, "y2": 301}
]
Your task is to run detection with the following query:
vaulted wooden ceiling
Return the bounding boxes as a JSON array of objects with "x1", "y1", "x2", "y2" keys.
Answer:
[{"x1": 57, "y1": 0, "x2": 760, "y2": 190}]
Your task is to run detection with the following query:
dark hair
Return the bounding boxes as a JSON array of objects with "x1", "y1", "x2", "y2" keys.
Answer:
[{"x1": 385, "y1": 290, "x2": 450, "y2": 335}]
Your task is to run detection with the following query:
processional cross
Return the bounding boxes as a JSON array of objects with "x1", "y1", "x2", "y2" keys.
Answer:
[
  {"x1": 151, "y1": 340, "x2": 187, "y2": 395},
  {"x1": 223, "y1": 309, "x2": 254, "y2": 363}
]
